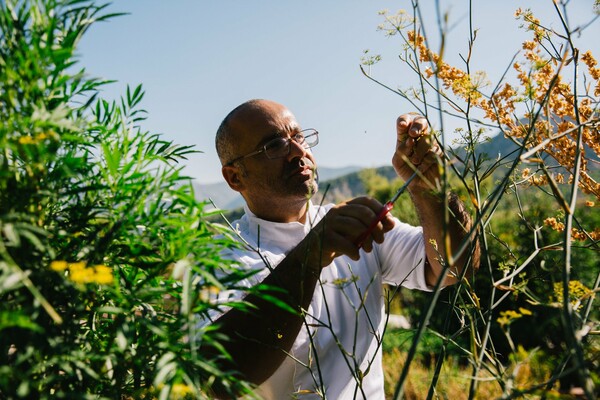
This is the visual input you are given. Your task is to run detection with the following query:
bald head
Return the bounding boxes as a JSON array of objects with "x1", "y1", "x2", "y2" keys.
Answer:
[{"x1": 215, "y1": 99, "x2": 290, "y2": 166}]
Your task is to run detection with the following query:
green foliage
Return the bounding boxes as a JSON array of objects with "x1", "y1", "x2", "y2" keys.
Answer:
[
  {"x1": 2, "y1": 1, "x2": 598, "y2": 399},
  {"x1": 359, "y1": 167, "x2": 419, "y2": 226},
  {"x1": 0, "y1": 1, "x2": 250, "y2": 398},
  {"x1": 382, "y1": 328, "x2": 462, "y2": 366},
  {"x1": 369, "y1": 2, "x2": 599, "y2": 398}
]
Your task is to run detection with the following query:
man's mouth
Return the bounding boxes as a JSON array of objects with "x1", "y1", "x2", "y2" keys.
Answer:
[{"x1": 288, "y1": 159, "x2": 316, "y2": 178}]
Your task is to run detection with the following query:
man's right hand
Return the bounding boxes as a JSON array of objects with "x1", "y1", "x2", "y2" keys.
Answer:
[{"x1": 306, "y1": 197, "x2": 396, "y2": 267}]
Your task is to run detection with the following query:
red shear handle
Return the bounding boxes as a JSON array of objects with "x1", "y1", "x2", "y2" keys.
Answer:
[{"x1": 354, "y1": 201, "x2": 394, "y2": 249}]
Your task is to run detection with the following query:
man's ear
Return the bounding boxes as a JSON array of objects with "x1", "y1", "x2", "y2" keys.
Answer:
[{"x1": 222, "y1": 165, "x2": 245, "y2": 193}]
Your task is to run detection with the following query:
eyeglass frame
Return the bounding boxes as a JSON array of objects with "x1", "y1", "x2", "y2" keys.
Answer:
[{"x1": 224, "y1": 128, "x2": 319, "y2": 166}]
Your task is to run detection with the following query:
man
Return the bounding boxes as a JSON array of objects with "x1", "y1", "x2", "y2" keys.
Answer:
[{"x1": 205, "y1": 99, "x2": 477, "y2": 399}]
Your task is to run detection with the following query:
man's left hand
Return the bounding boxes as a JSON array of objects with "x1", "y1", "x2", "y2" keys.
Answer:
[{"x1": 392, "y1": 113, "x2": 442, "y2": 189}]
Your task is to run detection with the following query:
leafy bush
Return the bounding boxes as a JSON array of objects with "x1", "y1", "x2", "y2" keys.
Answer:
[{"x1": 0, "y1": 1, "x2": 251, "y2": 398}]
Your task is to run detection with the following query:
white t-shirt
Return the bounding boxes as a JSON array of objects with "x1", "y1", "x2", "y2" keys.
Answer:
[{"x1": 210, "y1": 202, "x2": 430, "y2": 399}]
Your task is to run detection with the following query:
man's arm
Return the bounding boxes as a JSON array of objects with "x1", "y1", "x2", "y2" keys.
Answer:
[
  {"x1": 201, "y1": 197, "x2": 395, "y2": 397},
  {"x1": 392, "y1": 114, "x2": 480, "y2": 287}
]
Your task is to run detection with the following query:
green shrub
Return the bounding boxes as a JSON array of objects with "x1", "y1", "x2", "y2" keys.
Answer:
[{"x1": 0, "y1": 1, "x2": 250, "y2": 398}]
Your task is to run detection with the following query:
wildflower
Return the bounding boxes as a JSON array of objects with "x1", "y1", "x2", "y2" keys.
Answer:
[
  {"x1": 530, "y1": 174, "x2": 548, "y2": 186},
  {"x1": 18, "y1": 136, "x2": 36, "y2": 145},
  {"x1": 332, "y1": 275, "x2": 359, "y2": 288},
  {"x1": 360, "y1": 50, "x2": 382, "y2": 67},
  {"x1": 50, "y1": 260, "x2": 68, "y2": 271},
  {"x1": 544, "y1": 217, "x2": 565, "y2": 232},
  {"x1": 518, "y1": 307, "x2": 532, "y2": 316},
  {"x1": 171, "y1": 383, "x2": 193, "y2": 398},
  {"x1": 553, "y1": 281, "x2": 593, "y2": 311},
  {"x1": 570, "y1": 228, "x2": 587, "y2": 242},
  {"x1": 522, "y1": 41, "x2": 536, "y2": 51},
  {"x1": 50, "y1": 261, "x2": 113, "y2": 285},
  {"x1": 428, "y1": 238, "x2": 438, "y2": 250},
  {"x1": 581, "y1": 50, "x2": 600, "y2": 80},
  {"x1": 199, "y1": 286, "x2": 221, "y2": 301},
  {"x1": 17, "y1": 131, "x2": 57, "y2": 145},
  {"x1": 585, "y1": 201, "x2": 595, "y2": 207},
  {"x1": 92, "y1": 265, "x2": 114, "y2": 285},
  {"x1": 497, "y1": 309, "x2": 529, "y2": 327}
]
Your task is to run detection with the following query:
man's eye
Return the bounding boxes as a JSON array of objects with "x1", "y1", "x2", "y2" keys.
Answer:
[{"x1": 266, "y1": 138, "x2": 288, "y2": 151}]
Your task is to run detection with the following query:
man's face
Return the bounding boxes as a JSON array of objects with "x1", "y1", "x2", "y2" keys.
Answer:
[{"x1": 226, "y1": 100, "x2": 319, "y2": 208}]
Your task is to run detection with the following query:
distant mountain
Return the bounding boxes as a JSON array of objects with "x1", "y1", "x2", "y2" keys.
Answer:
[
  {"x1": 450, "y1": 132, "x2": 520, "y2": 164},
  {"x1": 195, "y1": 132, "x2": 598, "y2": 214},
  {"x1": 193, "y1": 134, "x2": 524, "y2": 211},
  {"x1": 193, "y1": 165, "x2": 363, "y2": 209},
  {"x1": 451, "y1": 131, "x2": 598, "y2": 172}
]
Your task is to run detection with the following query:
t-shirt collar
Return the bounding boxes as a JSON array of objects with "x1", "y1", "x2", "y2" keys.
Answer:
[{"x1": 243, "y1": 202, "x2": 316, "y2": 245}]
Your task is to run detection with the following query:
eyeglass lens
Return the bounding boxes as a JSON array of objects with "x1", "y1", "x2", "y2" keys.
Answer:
[{"x1": 265, "y1": 131, "x2": 318, "y2": 159}]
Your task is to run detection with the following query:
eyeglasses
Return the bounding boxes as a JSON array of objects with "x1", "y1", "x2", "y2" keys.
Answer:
[{"x1": 225, "y1": 129, "x2": 319, "y2": 166}]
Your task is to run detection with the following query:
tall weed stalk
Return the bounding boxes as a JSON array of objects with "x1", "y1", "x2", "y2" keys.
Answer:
[{"x1": 363, "y1": 1, "x2": 599, "y2": 398}]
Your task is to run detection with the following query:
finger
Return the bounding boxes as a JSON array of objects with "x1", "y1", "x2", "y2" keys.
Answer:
[
  {"x1": 352, "y1": 207, "x2": 395, "y2": 250},
  {"x1": 396, "y1": 114, "x2": 415, "y2": 134},
  {"x1": 313, "y1": 219, "x2": 361, "y2": 262},
  {"x1": 371, "y1": 220, "x2": 386, "y2": 244},
  {"x1": 328, "y1": 231, "x2": 361, "y2": 261},
  {"x1": 410, "y1": 136, "x2": 440, "y2": 166},
  {"x1": 396, "y1": 114, "x2": 415, "y2": 141},
  {"x1": 409, "y1": 134, "x2": 433, "y2": 164},
  {"x1": 381, "y1": 212, "x2": 396, "y2": 232},
  {"x1": 354, "y1": 221, "x2": 383, "y2": 252},
  {"x1": 407, "y1": 116, "x2": 429, "y2": 139},
  {"x1": 330, "y1": 201, "x2": 390, "y2": 252},
  {"x1": 345, "y1": 198, "x2": 387, "y2": 220},
  {"x1": 322, "y1": 208, "x2": 379, "y2": 254},
  {"x1": 330, "y1": 214, "x2": 374, "y2": 240}
]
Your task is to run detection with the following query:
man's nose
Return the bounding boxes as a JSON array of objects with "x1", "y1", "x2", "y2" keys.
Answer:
[{"x1": 287, "y1": 139, "x2": 308, "y2": 161}]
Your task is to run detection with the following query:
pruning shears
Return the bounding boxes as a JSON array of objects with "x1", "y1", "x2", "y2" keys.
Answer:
[{"x1": 354, "y1": 171, "x2": 418, "y2": 249}]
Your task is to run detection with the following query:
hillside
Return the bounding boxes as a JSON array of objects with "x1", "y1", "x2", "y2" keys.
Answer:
[
  {"x1": 200, "y1": 131, "x2": 599, "y2": 219},
  {"x1": 193, "y1": 165, "x2": 362, "y2": 210},
  {"x1": 453, "y1": 128, "x2": 599, "y2": 171}
]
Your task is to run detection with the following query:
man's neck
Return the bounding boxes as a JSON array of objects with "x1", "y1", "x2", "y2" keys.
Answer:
[{"x1": 246, "y1": 198, "x2": 310, "y2": 224}]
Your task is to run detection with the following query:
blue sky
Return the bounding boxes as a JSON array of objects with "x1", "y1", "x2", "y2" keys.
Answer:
[{"x1": 78, "y1": 1, "x2": 598, "y2": 184}]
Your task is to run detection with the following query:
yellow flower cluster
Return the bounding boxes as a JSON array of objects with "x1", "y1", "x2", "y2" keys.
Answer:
[
  {"x1": 571, "y1": 227, "x2": 600, "y2": 242},
  {"x1": 552, "y1": 280, "x2": 593, "y2": 311},
  {"x1": 544, "y1": 217, "x2": 600, "y2": 241},
  {"x1": 528, "y1": 174, "x2": 548, "y2": 186},
  {"x1": 514, "y1": 8, "x2": 545, "y2": 42},
  {"x1": 544, "y1": 217, "x2": 565, "y2": 232},
  {"x1": 497, "y1": 307, "x2": 533, "y2": 327},
  {"x1": 199, "y1": 286, "x2": 221, "y2": 302},
  {"x1": 376, "y1": 9, "x2": 413, "y2": 36},
  {"x1": 153, "y1": 383, "x2": 195, "y2": 399},
  {"x1": 407, "y1": 10, "x2": 600, "y2": 202},
  {"x1": 510, "y1": 37, "x2": 599, "y2": 198},
  {"x1": 408, "y1": 30, "x2": 488, "y2": 103},
  {"x1": 50, "y1": 261, "x2": 113, "y2": 285},
  {"x1": 170, "y1": 383, "x2": 194, "y2": 399},
  {"x1": 523, "y1": 172, "x2": 566, "y2": 187},
  {"x1": 581, "y1": 50, "x2": 600, "y2": 96},
  {"x1": 17, "y1": 131, "x2": 57, "y2": 145}
]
